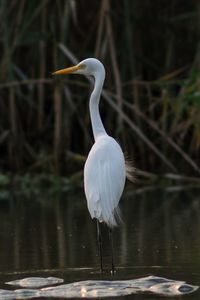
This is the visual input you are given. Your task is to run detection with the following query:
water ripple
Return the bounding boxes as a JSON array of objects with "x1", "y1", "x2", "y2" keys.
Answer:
[
  {"x1": 0, "y1": 275, "x2": 198, "y2": 299},
  {"x1": 6, "y1": 276, "x2": 64, "y2": 288}
]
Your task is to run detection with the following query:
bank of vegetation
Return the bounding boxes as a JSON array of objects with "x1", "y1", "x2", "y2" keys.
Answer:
[{"x1": 0, "y1": 1, "x2": 200, "y2": 186}]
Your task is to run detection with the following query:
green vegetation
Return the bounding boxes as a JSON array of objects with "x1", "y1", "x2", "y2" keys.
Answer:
[{"x1": 0, "y1": 0, "x2": 200, "y2": 182}]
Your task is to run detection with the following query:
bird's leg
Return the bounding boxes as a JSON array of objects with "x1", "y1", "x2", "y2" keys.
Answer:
[
  {"x1": 109, "y1": 228, "x2": 115, "y2": 275},
  {"x1": 96, "y1": 220, "x2": 103, "y2": 272}
]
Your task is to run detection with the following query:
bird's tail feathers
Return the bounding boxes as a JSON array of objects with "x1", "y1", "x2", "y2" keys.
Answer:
[{"x1": 106, "y1": 206, "x2": 123, "y2": 228}]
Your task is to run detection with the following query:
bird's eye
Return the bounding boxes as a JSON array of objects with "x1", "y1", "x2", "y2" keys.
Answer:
[{"x1": 79, "y1": 64, "x2": 86, "y2": 69}]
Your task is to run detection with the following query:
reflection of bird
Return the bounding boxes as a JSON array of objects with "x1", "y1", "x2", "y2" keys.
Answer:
[{"x1": 53, "y1": 58, "x2": 127, "y2": 273}]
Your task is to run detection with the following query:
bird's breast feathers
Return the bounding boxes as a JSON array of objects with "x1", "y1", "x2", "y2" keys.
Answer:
[{"x1": 83, "y1": 135, "x2": 126, "y2": 226}]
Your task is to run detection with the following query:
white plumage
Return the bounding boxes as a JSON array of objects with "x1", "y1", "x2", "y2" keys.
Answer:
[
  {"x1": 53, "y1": 58, "x2": 126, "y2": 228},
  {"x1": 84, "y1": 135, "x2": 126, "y2": 227}
]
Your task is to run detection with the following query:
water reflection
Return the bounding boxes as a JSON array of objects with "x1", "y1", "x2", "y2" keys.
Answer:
[
  {"x1": 0, "y1": 186, "x2": 200, "y2": 297},
  {"x1": 122, "y1": 187, "x2": 200, "y2": 270},
  {"x1": 0, "y1": 189, "x2": 98, "y2": 272}
]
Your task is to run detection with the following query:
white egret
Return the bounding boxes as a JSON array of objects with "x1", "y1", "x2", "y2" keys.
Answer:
[{"x1": 53, "y1": 58, "x2": 129, "y2": 273}]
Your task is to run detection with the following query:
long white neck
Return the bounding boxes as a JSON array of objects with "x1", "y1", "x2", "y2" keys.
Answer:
[{"x1": 89, "y1": 70, "x2": 106, "y2": 141}]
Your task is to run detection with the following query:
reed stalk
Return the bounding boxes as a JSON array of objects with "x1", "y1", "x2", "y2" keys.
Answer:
[{"x1": 0, "y1": 0, "x2": 199, "y2": 178}]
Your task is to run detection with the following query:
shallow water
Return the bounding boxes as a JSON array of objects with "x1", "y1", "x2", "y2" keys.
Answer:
[{"x1": 0, "y1": 185, "x2": 200, "y2": 299}]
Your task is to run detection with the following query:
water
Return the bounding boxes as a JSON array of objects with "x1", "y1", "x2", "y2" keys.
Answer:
[{"x1": 0, "y1": 185, "x2": 200, "y2": 299}]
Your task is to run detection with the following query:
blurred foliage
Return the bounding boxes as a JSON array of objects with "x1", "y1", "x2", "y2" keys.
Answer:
[
  {"x1": 0, "y1": 172, "x2": 77, "y2": 195},
  {"x1": 0, "y1": 0, "x2": 200, "y2": 178}
]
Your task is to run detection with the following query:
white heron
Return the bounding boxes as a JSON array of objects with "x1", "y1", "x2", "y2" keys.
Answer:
[{"x1": 53, "y1": 58, "x2": 131, "y2": 273}]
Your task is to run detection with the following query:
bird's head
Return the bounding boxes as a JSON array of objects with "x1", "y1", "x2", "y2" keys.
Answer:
[{"x1": 52, "y1": 58, "x2": 105, "y2": 78}]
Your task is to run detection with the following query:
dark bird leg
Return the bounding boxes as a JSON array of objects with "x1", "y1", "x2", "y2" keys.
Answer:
[
  {"x1": 109, "y1": 228, "x2": 115, "y2": 274},
  {"x1": 96, "y1": 220, "x2": 103, "y2": 272}
]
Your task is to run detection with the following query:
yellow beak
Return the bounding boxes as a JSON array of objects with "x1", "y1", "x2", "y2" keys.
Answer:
[{"x1": 52, "y1": 64, "x2": 82, "y2": 75}]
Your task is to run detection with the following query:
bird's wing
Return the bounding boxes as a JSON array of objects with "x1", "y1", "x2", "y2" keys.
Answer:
[{"x1": 84, "y1": 136, "x2": 125, "y2": 227}]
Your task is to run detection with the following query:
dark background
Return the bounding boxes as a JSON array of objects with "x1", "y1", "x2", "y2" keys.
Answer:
[{"x1": 0, "y1": 0, "x2": 200, "y2": 178}]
